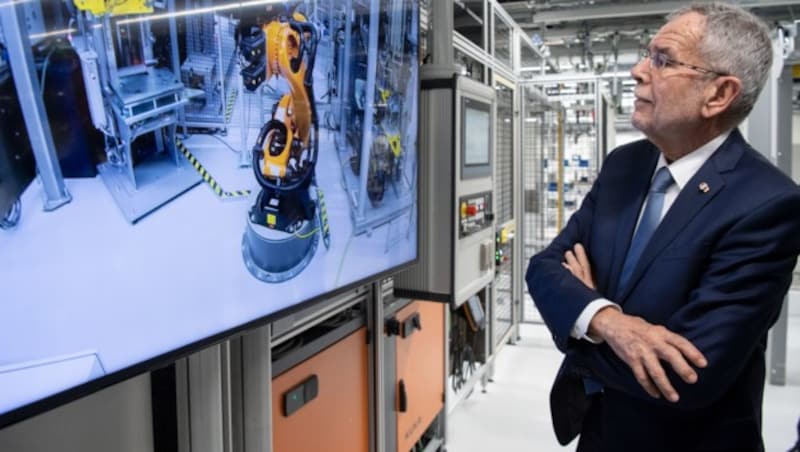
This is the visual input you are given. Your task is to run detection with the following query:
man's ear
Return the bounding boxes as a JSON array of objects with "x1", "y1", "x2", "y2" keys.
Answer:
[{"x1": 701, "y1": 76, "x2": 742, "y2": 119}]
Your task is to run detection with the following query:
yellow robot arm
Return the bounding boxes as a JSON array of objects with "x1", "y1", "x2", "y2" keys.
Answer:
[
  {"x1": 261, "y1": 95, "x2": 296, "y2": 179},
  {"x1": 262, "y1": 18, "x2": 312, "y2": 148}
]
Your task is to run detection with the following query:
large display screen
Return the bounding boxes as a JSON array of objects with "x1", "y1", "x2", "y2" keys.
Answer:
[{"x1": 0, "y1": 0, "x2": 418, "y2": 426}]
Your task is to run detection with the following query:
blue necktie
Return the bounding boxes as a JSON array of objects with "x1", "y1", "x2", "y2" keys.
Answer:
[{"x1": 617, "y1": 167, "x2": 675, "y2": 294}]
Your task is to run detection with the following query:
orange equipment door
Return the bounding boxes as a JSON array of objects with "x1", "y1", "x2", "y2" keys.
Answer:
[
  {"x1": 394, "y1": 301, "x2": 445, "y2": 452},
  {"x1": 272, "y1": 327, "x2": 369, "y2": 452}
]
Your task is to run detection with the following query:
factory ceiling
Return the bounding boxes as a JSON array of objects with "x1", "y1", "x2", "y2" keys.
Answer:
[{"x1": 454, "y1": 0, "x2": 799, "y2": 73}]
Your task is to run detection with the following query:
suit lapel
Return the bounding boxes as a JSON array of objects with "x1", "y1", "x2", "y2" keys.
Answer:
[{"x1": 616, "y1": 131, "x2": 746, "y2": 302}]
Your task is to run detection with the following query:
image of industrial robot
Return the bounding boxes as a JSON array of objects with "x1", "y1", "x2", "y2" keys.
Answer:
[{"x1": 239, "y1": 9, "x2": 331, "y2": 283}]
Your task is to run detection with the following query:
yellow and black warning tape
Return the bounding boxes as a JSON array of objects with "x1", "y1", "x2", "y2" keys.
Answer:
[
  {"x1": 225, "y1": 88, "x2": 239, "y2": 124},
  {"x1": 176, "y1": 138, "x2": 251, "y2": 200},
  {"x1": 317, "y1": 187, "x2": 331, "y2": 248}
]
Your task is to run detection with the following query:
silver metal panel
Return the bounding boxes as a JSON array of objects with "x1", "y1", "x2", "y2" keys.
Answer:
[
  {"x1": 270, "y1": 286, "x2": 369, "y2": 345},
  {"x1": 0, "y1": 375, "x2": 154, "y2": 452},
  {"x1": 454, "y1": 77, "x2": 495, "y2": 307},
  {"x1": 241, "y1": 326, "x2": 272, "y2": 452},
  {"x1": 185, "y1": 345, "x2": 225, "y2": 452},
  {"x1": 394, "y1": 78, "x2": 454, "y2": 298},
  {"x1": 368, "y1": 282, "x2": 384, "y2": 452}
]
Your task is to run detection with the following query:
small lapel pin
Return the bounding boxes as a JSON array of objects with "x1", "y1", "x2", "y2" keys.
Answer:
[{"x1": 698, "y1": 182, "x2": 710, "y2": 193}]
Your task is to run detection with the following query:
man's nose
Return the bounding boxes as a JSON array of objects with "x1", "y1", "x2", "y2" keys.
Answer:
[{"x1": 631, "y1": 57, "x2": 649, "y2": 84}]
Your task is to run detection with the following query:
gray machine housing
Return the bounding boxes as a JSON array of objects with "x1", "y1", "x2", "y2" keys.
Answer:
[{"x1": 395, "y1": 72, "x2": 495, "y2": 307}]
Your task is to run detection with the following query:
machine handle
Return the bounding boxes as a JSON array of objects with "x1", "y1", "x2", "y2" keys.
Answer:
[
  {"x1": 385, "y1": 317, "x2": 401, "y2": 337},
  {"x1": 398, "y1": 379, "x2": 408, "y2": 413},
  {"x1": 401, "y1": 312, "x2": 422, "y2": 338},
  {"x1": 386, "y1": 312, "x2": 422, "y2": 338}
]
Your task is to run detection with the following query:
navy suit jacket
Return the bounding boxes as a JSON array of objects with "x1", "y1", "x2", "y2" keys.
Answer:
[{"x1": 526, "y1": 130, "x2": 800, "y2": 452}]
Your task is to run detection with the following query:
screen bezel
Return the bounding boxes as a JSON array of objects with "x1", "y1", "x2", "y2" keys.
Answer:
[{"x1": 0, "y1": 2, "x2": 421, "y2": 430}]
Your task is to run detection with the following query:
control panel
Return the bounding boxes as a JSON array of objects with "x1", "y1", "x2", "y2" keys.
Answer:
[
  {"x1": 394, "y1": 73, "x2": 495, "y2": 307},
  {"x1": 458, "y1": 191, "x2": 493, "y2": 238},
  {"x1": 495, "y1": 224, "x2": 513, "y2": 267}
]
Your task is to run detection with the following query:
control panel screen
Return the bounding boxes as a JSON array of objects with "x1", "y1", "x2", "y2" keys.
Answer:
[
  {"x1": 460, "y1": 96, "x2": 491, "y2": 179},
  {"x1": 464, "y1": 107, "x2": 490, "y2": 166}
]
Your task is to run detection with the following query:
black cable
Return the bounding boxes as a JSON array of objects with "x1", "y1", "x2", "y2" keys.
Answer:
[{"x1": 208, "y1": 134, "x2": 241, "y2": 154}]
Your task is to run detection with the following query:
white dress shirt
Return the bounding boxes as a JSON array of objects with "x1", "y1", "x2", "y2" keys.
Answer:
[{"x1": 571, "y1": 131, "x2": 731, "y2": 342}]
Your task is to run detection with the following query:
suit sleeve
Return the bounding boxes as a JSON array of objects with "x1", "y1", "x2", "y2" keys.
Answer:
[
  {"x1": 525, "y1": 155, "x2": 610, "y2": 353},
  {"x1": 572, "y1": 190, "x2": 800, "y2": 409}
]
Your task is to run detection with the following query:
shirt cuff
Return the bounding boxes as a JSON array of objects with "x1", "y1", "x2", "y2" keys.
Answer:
[{"x1": 571, "y1": 299, "x2": 621, "y2": 344}]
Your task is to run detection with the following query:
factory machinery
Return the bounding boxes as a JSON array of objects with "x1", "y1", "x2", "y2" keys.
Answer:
[
  {"x1": 238, "y1": 8, "x2": 331, "y2": 282},
  {"x1": 328, "y1": 0, "x2": 418, "y2": 235},
  {"x1": 68, "y1": 0, "x2": 201, "y2": 223}
]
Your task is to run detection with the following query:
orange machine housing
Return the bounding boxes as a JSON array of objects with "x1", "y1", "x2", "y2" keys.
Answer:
[
  {"x1": 271, "y1": 327, "x2": 369, "y2": 452},
  {"x1": 392, "y1": 301, "x2": 445, "y2": 452}
]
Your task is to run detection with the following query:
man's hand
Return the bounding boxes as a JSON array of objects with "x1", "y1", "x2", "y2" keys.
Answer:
[
  {"x1": 562, "y1": 243, "x2": 708, "y2": 402},
  {"x1": 562, "y1": 243, "x2": 596, "y2": 289},
  {"x1": 588, "y1": 307, "x2": 708, "y2": 402}
]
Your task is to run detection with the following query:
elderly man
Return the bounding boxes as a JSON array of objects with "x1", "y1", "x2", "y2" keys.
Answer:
[{"x1": 526, "y1": 3, "x2": 800, "y2": 452}]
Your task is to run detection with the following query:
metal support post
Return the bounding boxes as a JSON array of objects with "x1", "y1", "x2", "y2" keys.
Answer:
[
  {"x1": 168, "y1": 0, "x2": 187, "y2": 136},
  {"x1": 338, "y1": 0, "x2": 352, "y2": 150},
  {"x1": 241, "y1": 325, "x2": 272, "y2": 452},
  {"x1": 356, "y1": 0, "x2": 380, "y2": 221},
  {"x1": 369, "y1": 281, "x2": 386, "y2": 452},
  {"x1": 176, "y1": 345, "x2": 226, "y2": 452},
  {"x1": 748, "y1": 34, "x2": 792, "y2": 385},
  {"x1": 0, "y1": 2, "x2": 71, "y2": 211},
  {"x1": 428, "y1": 0, "x2": 456, "y2": 75}
]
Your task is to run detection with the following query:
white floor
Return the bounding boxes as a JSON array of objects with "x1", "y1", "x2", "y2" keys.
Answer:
[{"x1": 448, "y1": 298, "x2": 800, "y2": 452}]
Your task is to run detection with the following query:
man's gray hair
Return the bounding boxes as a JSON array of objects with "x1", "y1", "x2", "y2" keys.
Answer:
[{"x1": 668, "y1": 2, "x2": 772, "y2": 126}]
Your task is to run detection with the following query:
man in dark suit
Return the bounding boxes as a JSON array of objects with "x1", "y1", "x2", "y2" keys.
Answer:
[{"x1": 526, "y1": 3, "x2": 800, "y2": 452}]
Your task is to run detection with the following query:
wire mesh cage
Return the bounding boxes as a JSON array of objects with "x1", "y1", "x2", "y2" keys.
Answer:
[
  {"x1": 521, "y1": 84, "x2": 561, "y2": 323},
  {"x1": 493, "y1": 80, "x2": 514, "y2": 346},
  {"x1": 181, "y1": 1, "x2": 239, "y2": 129}
]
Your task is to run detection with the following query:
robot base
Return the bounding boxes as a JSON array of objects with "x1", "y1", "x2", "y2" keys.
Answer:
[{"x1": 242, "y1": 216, "x2": 319, "y2": 283}]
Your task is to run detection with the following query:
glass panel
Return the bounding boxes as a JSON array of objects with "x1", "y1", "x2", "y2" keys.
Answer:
[
  {"x1": 519, "y1": 38, "x2": 542, "y2": 73},
  {"x1": 454, "y1": 0, "x2": 484, "y2": 49},
  {"x1": 493, "y1": 14, "x2": 511, "y2": 68}
]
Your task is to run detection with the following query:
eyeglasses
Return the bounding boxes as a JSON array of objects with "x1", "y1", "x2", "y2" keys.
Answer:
[{"x1": 640, "y1": 48, "x2": 727, "y2": 77}]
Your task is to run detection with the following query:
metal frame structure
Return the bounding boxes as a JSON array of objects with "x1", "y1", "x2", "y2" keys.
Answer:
[
  {"x1": 490, "y1": 74, "x2": 518, "y2": 355},
  {"x1": 0, "y1": 3, "x2": 71, "y2": 212}
]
